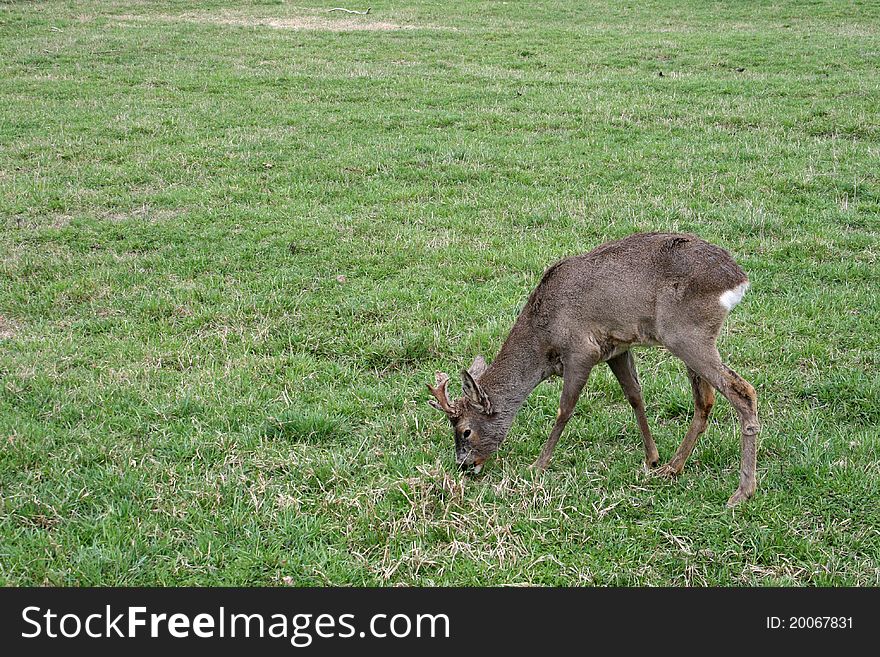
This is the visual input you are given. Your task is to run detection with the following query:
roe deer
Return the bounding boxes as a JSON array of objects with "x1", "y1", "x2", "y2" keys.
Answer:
[{"x1": 427, "y1": 232, "x2": 759, "y2": 507}]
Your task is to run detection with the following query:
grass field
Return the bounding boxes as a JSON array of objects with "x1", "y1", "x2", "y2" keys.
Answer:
[{"x1": 1, "y1": 0, "x2": 878, "y2": 586}]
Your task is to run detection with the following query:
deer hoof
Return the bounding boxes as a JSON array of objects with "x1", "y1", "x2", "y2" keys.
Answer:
[
  {"x1": 654, "y1": 463, "x2": 682, "y2": 478},
  {"x1": 726, "y1": 487, "x2": 755, "y2": 508}
]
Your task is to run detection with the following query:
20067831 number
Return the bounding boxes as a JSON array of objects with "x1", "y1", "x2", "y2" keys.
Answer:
[{"x1": 766, "y1": 617, "x2": 853, "y2": 629}]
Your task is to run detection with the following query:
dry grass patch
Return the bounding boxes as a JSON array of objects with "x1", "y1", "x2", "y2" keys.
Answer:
[
  {"x1": 0, "y1": 315, "x2": 18, "y2": 340},
  {"x1": 113, "y1": 9, "x2": 428, "y2": 32},
  {"x1": 101, "y1": 205, "x2": 181, "y2": 224}
]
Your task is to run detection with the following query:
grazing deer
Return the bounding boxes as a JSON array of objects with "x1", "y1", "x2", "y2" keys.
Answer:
[{"x1": 427, "y1": 232, "x2": 759, "y2": 507}]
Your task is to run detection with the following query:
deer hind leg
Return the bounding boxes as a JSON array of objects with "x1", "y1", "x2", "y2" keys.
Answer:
[
  {"x1": 719, "y1": 364, "x2": 759, "y2": 507},
  {"x1": 656, "y1": 367, "x2": 715, "y2": 477},
  {"x1": 665, "y1": 340, "x2": 759, "y2": 506},
  {"x1": 533, "y1": 357, "x2": 595, "y2": 471},
  {"x1": 607, "y1": 351, "x2": 659, "y2": 468}
]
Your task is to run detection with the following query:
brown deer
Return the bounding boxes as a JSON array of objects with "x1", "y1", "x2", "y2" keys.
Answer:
[{"x1": 427, "y1": 232, "x2": 759, "y2": 507}]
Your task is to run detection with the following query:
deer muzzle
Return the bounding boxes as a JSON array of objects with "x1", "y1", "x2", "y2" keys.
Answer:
[{"x1": 457, "y1": 455, "x2": 486, "y2": 475}]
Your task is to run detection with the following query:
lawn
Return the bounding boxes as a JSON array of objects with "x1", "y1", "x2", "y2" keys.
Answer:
[{"x1": 1, "y1": 0, "x2": 878, "y2": 586}]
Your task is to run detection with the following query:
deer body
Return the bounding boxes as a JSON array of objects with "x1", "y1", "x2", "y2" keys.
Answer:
[{"x1": 427, "y1": 232, "x2": 760, "y2": 507}]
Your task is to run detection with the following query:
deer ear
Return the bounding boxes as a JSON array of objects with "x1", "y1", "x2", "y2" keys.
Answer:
[
  {"x1": 461, "y1": 369, "x2": 492, "y2": 414},
  {"x1": 467, "y1": 355, "x2": 488, "y2": 379}
]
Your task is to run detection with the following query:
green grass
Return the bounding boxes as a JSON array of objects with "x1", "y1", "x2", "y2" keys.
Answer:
[{"x1": 1, "y1": 0, "x2": 878, "y2": 586}]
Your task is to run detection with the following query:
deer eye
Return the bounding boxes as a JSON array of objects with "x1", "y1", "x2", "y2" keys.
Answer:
[{"x1": 462, "y1": 429, "x2": 472, "y2": 440}]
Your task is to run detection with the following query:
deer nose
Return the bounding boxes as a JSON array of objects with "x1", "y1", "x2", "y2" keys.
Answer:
[{"x1": 457, "y1": 456, "x2": 484, "y2": 474}]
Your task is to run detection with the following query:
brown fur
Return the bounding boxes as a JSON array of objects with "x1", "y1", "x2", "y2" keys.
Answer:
[{"x1": 427, "y1": 232, "x2": 760, "y2": 507}]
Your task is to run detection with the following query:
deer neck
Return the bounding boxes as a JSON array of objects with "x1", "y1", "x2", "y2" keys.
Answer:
[{"x1": 479, "y1": 320, "x2": 550, "y2": 427}]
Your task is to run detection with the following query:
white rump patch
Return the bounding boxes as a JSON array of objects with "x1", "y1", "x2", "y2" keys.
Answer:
[{"x1": 719, "y1": 282, "x2": 749, "y2": 311}]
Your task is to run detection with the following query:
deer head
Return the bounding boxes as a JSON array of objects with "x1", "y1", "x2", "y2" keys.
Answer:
[{"x1": 427, "y1": 355, "x2": 507, "y2": 473}]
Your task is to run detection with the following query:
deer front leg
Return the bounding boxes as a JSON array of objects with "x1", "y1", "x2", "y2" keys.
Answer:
[{"x1": 533, "y1": 360, "x2": 594, "y2": 470}]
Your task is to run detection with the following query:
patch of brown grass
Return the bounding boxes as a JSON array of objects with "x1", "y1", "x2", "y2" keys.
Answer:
[
  {"x1": 102, "y1": 205, "x2": 181, "y2": 224},
  {"x1": 0, "y1": 315, "x2": 18, "y2": 340},
  {"x1": 113, "y1": 10, "x2": 426, "y2": 32}
]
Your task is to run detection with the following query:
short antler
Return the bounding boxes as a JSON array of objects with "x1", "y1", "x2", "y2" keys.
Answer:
[{"x1": 426, "y1": 371, "x2": 458, "y2": 416}]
